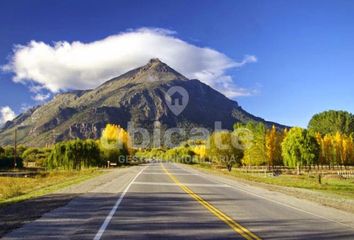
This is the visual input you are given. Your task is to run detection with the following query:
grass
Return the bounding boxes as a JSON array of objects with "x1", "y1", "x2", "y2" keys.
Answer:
[
  {"x1": 0, "y1": 169, "x2": 102, "y2": 206},
  {"x1": 192, "y1": 163, "x2": 354, "y2": 199}
]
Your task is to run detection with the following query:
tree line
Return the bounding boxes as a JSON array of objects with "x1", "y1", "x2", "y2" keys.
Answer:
[
  {"x1": 1, "y1": 110, "x2": 353, "y2": 171},
  {"x1": 135, "y1": 110, "x2": 354, "y2": 172},
  {"x1": 0, "y1": 124, "x2": 131, "y2": 170},
  {"x1": 46, "y1": 124, "x2": 131, "y2": 170}
]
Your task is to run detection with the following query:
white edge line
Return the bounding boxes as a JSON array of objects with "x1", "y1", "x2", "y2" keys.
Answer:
[
  {"x1": 174, "y1": 163, "x2": 354, "y2": 230},
  {"x1": 93, "y1": 166, "x2": 147, "y2": 240}
]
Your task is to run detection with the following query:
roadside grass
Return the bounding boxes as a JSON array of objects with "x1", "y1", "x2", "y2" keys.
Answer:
[
  {"x1": 192, "y1": 163, "x2": 354, "y2": 199},
  {"x1": 0, "y1": 169, "x2": 102, "y2": 206}
]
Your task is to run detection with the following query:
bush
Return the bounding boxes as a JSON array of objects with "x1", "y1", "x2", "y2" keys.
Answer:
[{"x1": 22, "y1": 147, "x2": 52, "y2": 168}]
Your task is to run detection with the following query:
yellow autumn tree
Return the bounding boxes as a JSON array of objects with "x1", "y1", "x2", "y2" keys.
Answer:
[
  {"x1": 333, "y1": 132, "x2": 343, "y2": 165},
  {"x1": 337, "y1": 133, "x2": 354, "y2": 167},
  {"x1": 266, "y1": 125, "x2": 284, "y2": 167},
  {"x1": 322, "y1": 134, "x2": 334, "y2": 166},
  {"x1": 315, "y1": 132, "x2": 323, "y2": 164},
  {"x1": 192, "y1": 144, "x2": 207, "y2": 160},
  {"x1": 102, "y1": 124, "x2": 130, "y2": 148},
  {"x1": 266, "y1": 125, "x2": 277, "y2": 167},
  {"x1": 315, "y1": 132, "x2": 354, "y2": 167},
  {"x1": 348, "y1": 135, "x2": 354, "y2": 166},
  {"x1": 100, "y1": 124, "x2": 131, "y2": 164}
]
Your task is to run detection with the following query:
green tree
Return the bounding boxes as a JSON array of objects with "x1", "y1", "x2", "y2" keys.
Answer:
[
  {"x1": 235, "y1": 122, "x2": 267, "y2": 166},
  {"x1": 0, "y1": 146, "x2": 4, "y2": 156},
  {"x1": 46, "y1": 139, "x2": 101, "y2": 170},
  {"x1": 164, "y1": 146, "x2": 195, "y2": 163},
  {"x1": 3, "y1": 146, "x2": 14, "y2": 157},
  {"x1": 22, "y1": 148, "x2": 40, "y2": 167},
  {"x1": 207, "y1": 131, "x2": 244, "y2": 171},
  {"x1": 308, "y1": 110, "x2": 354, "y2": 135},
  {"x1": 17, "y1": 145, "x2": 28, "y2": 157},
  {"x1": 281, "y1": 127, "x2": 320, "y2": 174}
]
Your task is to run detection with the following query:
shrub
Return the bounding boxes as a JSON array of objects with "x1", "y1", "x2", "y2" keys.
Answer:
[{"x1": 22, "y1": 147, "x2": 52, "y2": 167}]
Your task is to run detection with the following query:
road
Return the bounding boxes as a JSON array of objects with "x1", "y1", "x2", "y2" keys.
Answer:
[{"x1": 3, "y1": 162, "x2": 354, "y2": 239}]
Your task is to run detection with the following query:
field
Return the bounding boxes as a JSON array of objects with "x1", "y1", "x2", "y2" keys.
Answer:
[{"x1": 0, "y1": 169, "x2": 101, "y2": 205}]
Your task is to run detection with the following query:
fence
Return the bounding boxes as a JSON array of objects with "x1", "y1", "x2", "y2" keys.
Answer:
[
  {"x1": 238, "y1": 165, "x2": 354, "y2": 178},
  {"x1": 337, "y1": 170, "x2": 354, "y2": 178}
]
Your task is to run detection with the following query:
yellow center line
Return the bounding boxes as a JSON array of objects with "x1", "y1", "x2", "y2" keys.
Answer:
[{"x1": 161, "y1": 163, "x2": 261, "y2": 240}]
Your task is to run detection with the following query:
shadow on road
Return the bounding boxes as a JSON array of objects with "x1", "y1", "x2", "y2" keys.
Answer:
[{"x1": 1, "y1": 191, "x2": 353, "y2": 239}]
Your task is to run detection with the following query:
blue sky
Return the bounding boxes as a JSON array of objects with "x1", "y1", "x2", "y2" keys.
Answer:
[{"x1": 0, "y1": 0, "x2": 354, "y2": 127}]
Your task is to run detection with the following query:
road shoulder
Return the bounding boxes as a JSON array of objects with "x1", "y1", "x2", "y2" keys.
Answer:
[
  {"x1": 0, "y1": 167, "x2": 134, "y2": 238},
  {"x1": 178, "y1": 163, "x2": 354, "y2": 229}
]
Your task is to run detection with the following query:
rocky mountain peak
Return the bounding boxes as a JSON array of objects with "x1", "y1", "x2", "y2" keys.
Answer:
[
  {"x1": 131, "y1": 58, "x2": 188, "y2": 83},
  {"x1": 141, "y1": 58, "x2": 169, "y2": 72}
]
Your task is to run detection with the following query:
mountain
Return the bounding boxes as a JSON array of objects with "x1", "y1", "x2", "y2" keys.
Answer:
[{"x1": 0, "y1": 59, "x2": 286, "y2": 146}]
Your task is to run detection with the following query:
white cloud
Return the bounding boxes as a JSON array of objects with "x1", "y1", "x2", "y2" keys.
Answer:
[
  {"x1": 32, "y1": 93, "x2": 51, "y2": 102},
  {"x1": 0, "y1": 106, "x2": 16, "y2": 126},
  {"x1": 3, "y1": 28, "x2": 257, "y2": 98}
]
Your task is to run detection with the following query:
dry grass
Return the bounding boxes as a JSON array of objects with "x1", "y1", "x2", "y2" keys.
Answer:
[{"x1": 0, "y1": 169, "x2": 101, "y2": 205}]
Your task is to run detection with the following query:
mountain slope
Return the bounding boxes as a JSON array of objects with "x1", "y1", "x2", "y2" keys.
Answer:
[{"x1": 0, "y1": 59, "x2": 286, "y2": 146}]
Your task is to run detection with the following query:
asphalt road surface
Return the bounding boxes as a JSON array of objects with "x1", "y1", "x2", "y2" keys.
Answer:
[{"x1": 3, "y1": 162, "x2": 354, "y2": 239}]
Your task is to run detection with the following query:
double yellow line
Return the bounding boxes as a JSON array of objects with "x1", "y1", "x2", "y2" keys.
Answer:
[{"x1": 161, "y1": 163, "x2": 261, "y2": 240}]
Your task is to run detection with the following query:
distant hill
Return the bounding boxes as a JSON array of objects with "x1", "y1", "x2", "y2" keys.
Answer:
[{"x1": 0, "y1": 59, "x2": 286, "y2": 146}]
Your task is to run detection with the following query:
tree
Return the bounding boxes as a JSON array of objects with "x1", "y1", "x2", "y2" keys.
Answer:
[
  {"x1": 101, "y1": 124, "x2": 130, "y2": 151},
  {"x1": 315, "y1": 132, "x2": 354, "y2": 168},
  {"x1": 22, "y1": 148, "x2": 39, "y2": 167},
  {"x1": 322, "y1": 134, "x2": 334, "y2": 166},
  {"x1": 100, "y1": 124, "x2": 130, "y2": 164},
  {"x1": 315, "y1": 132, "x2": 327, "y2": 166},
  {"x1": 17, "y1": 145, "x2": 28, "y2": 157},
  {"x1": 192, "y1": 144, "x2": 207, "y2": 160},
  {"x1": 0, "y1": 146, "x2": 4, "y2": 156},
  {"x1": 3, "y1": 146, "x2": 14, "y2": 157},
  {"x1": 207, "y1": 131, "x2": 244, "y2": 171},
  {"x1": 22, "y1": 147, "x2": 52, "y2": 168},
  {"x1": 265, "y1": 125, "x2": 284, "y2": 167},
  {"x1": 281, "y1": 127, "x2": 320, "y2": 174},
  {"x1": 332, "y1": 132, "x2": 354, "y2": 167},
  {"x1": 164, "y1": 146, "x2": 195, "y2": 163},
  {"x1": 341, "y1": 135, "x2": 353, "y2": 167},
  {"x1": 46, "y1": 139, "x2": 101, "y2": 170},
  {"x1": 235, "y1": 122, "x2": 267, "y2": 166},
  {"x1": 308, "y1": 110, "x2": 354, "y2": 135}
]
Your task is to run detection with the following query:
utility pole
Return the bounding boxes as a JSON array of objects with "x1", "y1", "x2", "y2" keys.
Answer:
[
  {"x1": 52, "y1": 129, "x2": 55, "y2": 146},
  {"x1": 14, "y1": 128, "x2": 17, "y2": 169}
]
